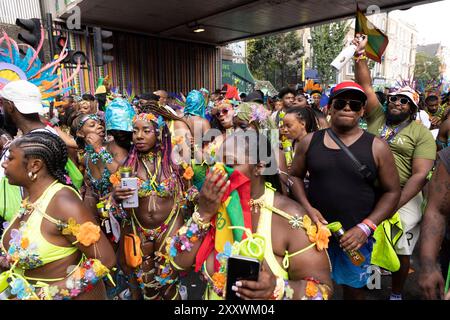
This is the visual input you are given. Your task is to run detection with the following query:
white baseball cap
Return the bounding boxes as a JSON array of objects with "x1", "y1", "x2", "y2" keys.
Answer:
[{"x1": 0, "y1": 80, "x2": 43, "y2": 114}]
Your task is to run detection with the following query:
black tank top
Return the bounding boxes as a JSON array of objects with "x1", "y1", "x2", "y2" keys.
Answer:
[{"x1": 305, "y1": 129, "x2": 378, "y2": 231}]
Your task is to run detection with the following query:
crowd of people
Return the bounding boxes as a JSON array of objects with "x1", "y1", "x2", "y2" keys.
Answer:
[{"x1": 0, "y1": 31, "x2": 448, "y2": 301}]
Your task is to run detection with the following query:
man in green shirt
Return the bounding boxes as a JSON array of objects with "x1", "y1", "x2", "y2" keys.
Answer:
[
  {"x1": 424, "y1": 94, "x2": 448, "y2": 130},
  {"x1": 353, "y1": 34, "x2": 436, "y2": 300}
]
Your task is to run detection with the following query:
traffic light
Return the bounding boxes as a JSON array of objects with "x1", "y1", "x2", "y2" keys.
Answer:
[
  {"x1": 15, "y1": 18, "x2": 44, "y2": 61},
  {"x1": 53, "y1": 35, "x2": 86, "y2": 65},
  {"x1": 93, "y1": 27, "x2": 114, "y2": 66}
]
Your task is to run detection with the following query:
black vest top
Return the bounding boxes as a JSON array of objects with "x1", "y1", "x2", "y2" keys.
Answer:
[{"x1": 305, "y1": 129, "x2": 379, "y2": 231}]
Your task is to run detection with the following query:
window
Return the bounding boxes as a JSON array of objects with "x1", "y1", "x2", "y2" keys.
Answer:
[{"x1": 347, "y1": 62, "x2": 355, "y2": 76}]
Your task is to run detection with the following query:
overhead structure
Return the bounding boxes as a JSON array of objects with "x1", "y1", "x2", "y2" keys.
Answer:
[{"x1": 57, "y1": 0, "x2": 441, "y2": 45}]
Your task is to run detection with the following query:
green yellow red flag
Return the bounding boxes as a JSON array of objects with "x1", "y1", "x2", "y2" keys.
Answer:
[{"x1": 355, "y1": 5, "x2": 389, "y2": 63}]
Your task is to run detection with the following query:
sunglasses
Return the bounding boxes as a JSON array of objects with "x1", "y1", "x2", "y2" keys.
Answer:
[
  {"x1": 216, "y1": 107, "x2": 231, "y2": 116},
  {"x1": 388, "y1": 96, "x2": 409, "y2": 105},
  {"x1": 332, "y1": 99, "x2": 363, "y2": 112}
]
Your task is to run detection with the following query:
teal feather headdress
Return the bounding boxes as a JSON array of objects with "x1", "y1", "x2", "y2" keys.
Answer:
[{"x1": 0, "y1": 30, "x2": 81, "y2": 105}]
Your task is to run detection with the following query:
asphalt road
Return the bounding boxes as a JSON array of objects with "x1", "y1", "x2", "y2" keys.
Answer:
[{"x1": 181, "y1": 247, "x2": 426, "y2": 300}]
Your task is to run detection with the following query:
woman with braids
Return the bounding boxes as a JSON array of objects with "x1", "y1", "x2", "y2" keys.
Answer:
[
  {"x1": 278, "y1": 108, "x2": 321, "y2": 206},
  {"x1": 0, "y1": 131, "x2": 115, "y2": 300},
  {"x1": 111, "y1": 112, "x2": 186, "y2": 300},
  {"x1": 282, "y1": 108, "x2": 320, "y2": 152},
  {"x1": 70, "y1": 99, "x2": 134, "y2": 217}
]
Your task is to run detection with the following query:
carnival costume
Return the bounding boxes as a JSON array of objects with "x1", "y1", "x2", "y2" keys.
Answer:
[
  {"x1": 110, "y1": 112, "x2": 185, "y2": 300},
  {"x1": 0, "y1": 31, "x2": 83, "y2": 221},
  {"x1": 0, "y1": 181, "x2": 112, "y2": 300},
  {"x1": 168, "y1": 103, "x2": 332, "y2": 300}
]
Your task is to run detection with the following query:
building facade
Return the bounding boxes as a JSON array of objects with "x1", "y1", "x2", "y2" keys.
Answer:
[
  {"x1": 291, "y1": 12, "x2": 418, "y2": 90},
  {"x1": 1, "y1": 0, "x2": 221, "y2": 95}
]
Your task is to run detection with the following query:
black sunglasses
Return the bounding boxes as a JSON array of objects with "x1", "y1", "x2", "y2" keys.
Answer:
[
  {"x1": 388, "y1": 96, "x2": 409, "y2": 105},
  {"x1": 216, "y1": 107, "x2": 231, "y2": 117},
  {"x1": 332, "y1": 99, "x2": 363, "y2": 112}
]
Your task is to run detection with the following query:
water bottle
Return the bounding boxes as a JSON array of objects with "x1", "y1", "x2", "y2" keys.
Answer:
[
  {"x1": 97, "y1": 201, "x2": 112, "y2": 237},
  {"x1": 327, "y1": 222, "x2": 366, "y2": 266},
  {"x1": 281, "y1": 138, "x2": 293, "y2": 167},
  {"x1": 330, "y1": 43, "x2": 357, "y2": 70}
]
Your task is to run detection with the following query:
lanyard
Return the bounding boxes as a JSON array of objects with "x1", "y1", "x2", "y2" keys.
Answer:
[{"x1": 380, "y1": 120, "x2": 410, "y2": 144}]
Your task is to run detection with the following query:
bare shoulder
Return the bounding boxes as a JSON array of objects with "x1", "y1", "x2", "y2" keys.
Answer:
[
  {"x1": 372, "y1": 135, "x2": 390, "y2": 152},
  {"x1": 273, "y1": 192, "x2": 306, "y2": 217},
  {"x1": 45, "y1": 187, "x2": 88, "y2": 222},
  {"x1": 272, "y1": 193, "x2": 309, "y2": 241},
  {"x1": 297, "y1": 132, "x2": 315, "y2": 153},
  {"x1": 174, "y1": 119, "x2": 190, "y2": 131}
]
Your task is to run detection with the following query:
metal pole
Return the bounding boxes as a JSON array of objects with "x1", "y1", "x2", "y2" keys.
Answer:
[{"x1": 46, "y1": 13, "x2": 55, "y2": 60}]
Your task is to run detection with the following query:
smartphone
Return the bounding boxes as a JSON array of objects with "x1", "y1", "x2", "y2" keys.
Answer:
[
  {"x1": 121, "y1": 177, "x2": 139, "y2": 208},
  {"x1": 225, "y1": 255, "x2": 260, "y2": 300}
]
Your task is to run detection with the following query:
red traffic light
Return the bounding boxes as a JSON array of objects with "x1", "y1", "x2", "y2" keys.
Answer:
[{"x1": 56, "y1": 36, "x2": 67, "y2": 49}]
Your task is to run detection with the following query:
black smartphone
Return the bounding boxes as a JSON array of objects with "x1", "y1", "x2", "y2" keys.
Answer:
[{"x1": 225, "y1": 255, "x2": 260, "y2": 300}]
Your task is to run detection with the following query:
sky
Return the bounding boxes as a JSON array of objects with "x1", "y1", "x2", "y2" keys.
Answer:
[
  {"x1": 389, "y1": 0, "x2": 450, "y2": 77},
  {"x1": 389, "y1": 0, "x2": 450, "y2": 46}
]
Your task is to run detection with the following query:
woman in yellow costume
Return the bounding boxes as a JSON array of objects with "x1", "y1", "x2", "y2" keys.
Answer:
[
  {"x1": 166, "y1": 112, "x2": 333, "y2": 300},
  {"x1": 0, "y1": 132, "x2": 115, "y2": 299}
]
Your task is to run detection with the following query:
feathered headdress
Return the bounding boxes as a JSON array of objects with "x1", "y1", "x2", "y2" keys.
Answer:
[
  {"x1": 235, "y1": 102, "x2": 275, "y2": 130},
  {"x1": 0, "y1": 30, "x2": 81, "y2": 105},
  {"x1": 396, "y1": 77, "x2": 417, "y2": 93},
  {"x1": 423, "y1": 79, "x2": 444, "y2": 98}
]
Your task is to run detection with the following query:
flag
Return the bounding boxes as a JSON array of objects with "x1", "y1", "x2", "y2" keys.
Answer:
[
  {"x1": 355, "y1": 5, "x2": 389, "y2": 63},
  {"x1": 195, "y1": 166, "x2": 252, "y2": 272}
]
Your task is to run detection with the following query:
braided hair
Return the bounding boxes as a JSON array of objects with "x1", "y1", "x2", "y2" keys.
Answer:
[
  {"x1": 139, "y1": 101, "x2": 192, "y2": 132},
  {"x1": 127, "y1": 113, "x2": 184, "y2": 192},
  {"x1": 285, "y1": 107, "x2": 319, "y2": 133},
  {"x1": 13, "y1": 131, "x2": 69, "y2": 185}
]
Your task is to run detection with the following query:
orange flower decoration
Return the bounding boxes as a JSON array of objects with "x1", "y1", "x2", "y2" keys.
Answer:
[
  {"x1": 305, "y1": 281, "x2": 319, "y2": 298},
  {"x1": 302, "y1": 215, "x2": 317, "y2": 243},
  {"x1": 212, "y1": 272, "x2": 226, "y2": 292},
  {"x1": 302, "y1": 215, "x2": 330, "y2": 251},
  {"x1": 76, "y1": 222, "x2": 101, "y2": 246},
  {"x1": 315, "y1": 223, "x2": 331, "y2": 251},
  {"x1": 109, "y1": 173, "x2": 121, "y2": 187},
  {"x1": 21, "y1": 237, "x2": 29, "y2": 249},
  {"x1": 73, "y1": 267, "x2": 86, "y2": 280},
  {"x1": 183, "y1": 166, "x2": 194, "y2": 180}
]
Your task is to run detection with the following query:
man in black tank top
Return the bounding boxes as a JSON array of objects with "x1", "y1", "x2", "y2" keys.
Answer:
[{"x1": 291, "y1": 81, "x2": 401, "y2": 299}]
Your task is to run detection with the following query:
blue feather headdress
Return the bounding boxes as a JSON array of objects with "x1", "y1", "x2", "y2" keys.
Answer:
[{"x1": 0, "y1": 30, "x2": 81, "y2": 106}]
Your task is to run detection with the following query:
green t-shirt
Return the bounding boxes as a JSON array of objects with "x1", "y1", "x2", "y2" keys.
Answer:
[{"x1": 366, "y1": 105, "x2": 436, "y2": 187}]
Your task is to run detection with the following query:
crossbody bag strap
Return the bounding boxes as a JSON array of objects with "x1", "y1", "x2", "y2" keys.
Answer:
[{"x1": 327, "y1": 128, "x2": 374, "y2": 183}]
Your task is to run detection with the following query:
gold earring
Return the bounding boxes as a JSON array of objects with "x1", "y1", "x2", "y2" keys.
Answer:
[{"x1": 28, "y1": 172, "x2": 37, "y2": 182}]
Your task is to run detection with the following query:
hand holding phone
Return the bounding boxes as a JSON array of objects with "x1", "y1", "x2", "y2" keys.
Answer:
[{"x1": 225, "y1": 255, "x2": 260, "y2": 300}]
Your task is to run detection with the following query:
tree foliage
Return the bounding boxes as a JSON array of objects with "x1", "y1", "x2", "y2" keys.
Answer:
[
  {"x1": 310, "y1": 21, "x2": 350, "y2": 86},
  {"x1": 414, "y1": 52, "x2": 442, "y2": 84},
  {"x1": 247, "y1": 31, "x2": 303, "y2": 89}
]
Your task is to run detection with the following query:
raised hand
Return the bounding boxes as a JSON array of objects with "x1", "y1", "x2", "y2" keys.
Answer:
[
  {"x1": 197, "y1": 167, "x2": 229, "y2": 221},
  {"x1": 352, "y1": 33, "x2": 368, "y2": 52}
]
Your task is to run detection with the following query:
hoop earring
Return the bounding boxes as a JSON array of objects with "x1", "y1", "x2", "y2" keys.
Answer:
[{"x1": 28, "y1": 172, "x2": 37, "y2": 182}]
